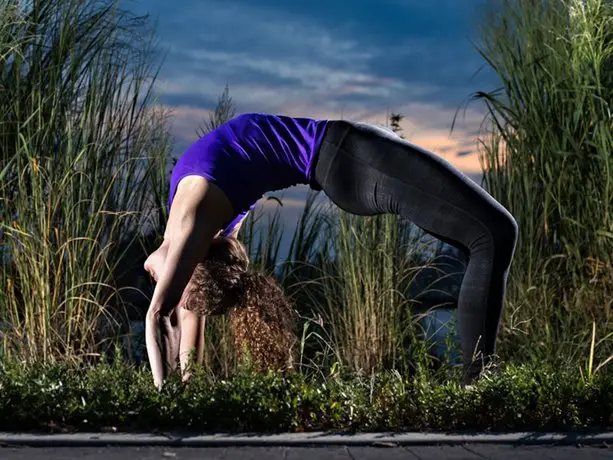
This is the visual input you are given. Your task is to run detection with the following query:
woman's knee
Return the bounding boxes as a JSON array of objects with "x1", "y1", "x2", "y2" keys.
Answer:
[
  {"x1": 491, "y1": 211, "x2": 518, "y2": 264},
  {"x1": 499, "y1": 212, "x2": 518, "y2": 248},
  {"x1": 471, "y1": 210, "x2": 518, "y2": 258}
]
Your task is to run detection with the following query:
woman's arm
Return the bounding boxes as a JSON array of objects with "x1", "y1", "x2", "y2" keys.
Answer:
[
  {"x1": 143, "y1": 241, "x2": 169, "y2": 386},
  {"x1": 146, "y1": 216, "x2": 216, "y2": 388},
  {"x1": 145, "y1": 178, "x2": 234, "y2": 388}
]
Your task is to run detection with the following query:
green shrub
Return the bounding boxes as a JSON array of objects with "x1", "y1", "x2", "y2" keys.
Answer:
[{"x1": 0, "y1": 359, "x2": 612, "y2": 433}]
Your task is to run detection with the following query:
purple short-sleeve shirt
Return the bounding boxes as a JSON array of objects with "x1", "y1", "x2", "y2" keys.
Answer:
[{"x1": 168, "y1": 113, "x2": 329, "y2": 236}]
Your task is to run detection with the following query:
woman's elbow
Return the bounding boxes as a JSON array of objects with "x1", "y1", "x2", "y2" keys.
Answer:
[{"x1": 146, "y1": 304, "x2": 161, "y2": 323}]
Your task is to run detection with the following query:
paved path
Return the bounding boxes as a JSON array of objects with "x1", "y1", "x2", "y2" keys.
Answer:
[
  {"x1": 2, "y1": 445, "x2": 613, "y2": 459},
  {"x1": 3, "y1": 432, "x2": 613, "y2": 459}
]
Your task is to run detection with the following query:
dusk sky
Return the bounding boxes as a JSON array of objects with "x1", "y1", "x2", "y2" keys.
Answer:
[{"x1": 129, "y1": 0, "x2": 498, "y2": 249}]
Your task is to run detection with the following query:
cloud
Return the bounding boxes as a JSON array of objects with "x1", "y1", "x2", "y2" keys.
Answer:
[
  {"x1": 145, "y1": 0, "x2": 496, "y2": 175},
  {"x1": 149, "y1": 0, "x2": 493, "y2": 118},
  {"x1": 152, "y1": 0, "x2": 408, "y2": 110}
]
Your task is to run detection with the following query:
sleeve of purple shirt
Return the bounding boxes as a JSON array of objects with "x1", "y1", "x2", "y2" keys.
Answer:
[{"x1": 220, "y1": 204, "x2": 255, "y2": 237}]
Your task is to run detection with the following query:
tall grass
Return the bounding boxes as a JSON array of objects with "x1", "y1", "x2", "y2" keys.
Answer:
[
  {"x1": 310, "y1": 214, "x2": 421, "y2": 375},
  {"x1": 11, "y1": 0, "x2": 611, "y2": 385},
  {"x1": 0, "y1": 0, "x2": 171, "y2": 363},
  {"x1": 199, "y1": 0, "x2": 613, "y2": 378},
  {"x1": 465, "y1": 0, "x2": 613, "y2": 368}
]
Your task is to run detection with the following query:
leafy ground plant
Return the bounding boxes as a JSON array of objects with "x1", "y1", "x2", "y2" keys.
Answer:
[{"x1": 0, "y1": 356, "x2": 612, "y2": 433}]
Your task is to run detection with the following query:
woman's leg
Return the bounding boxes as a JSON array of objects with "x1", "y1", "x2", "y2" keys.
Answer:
[{"x1": 313, "y1": 121, "x2": 518, "y2": 384}]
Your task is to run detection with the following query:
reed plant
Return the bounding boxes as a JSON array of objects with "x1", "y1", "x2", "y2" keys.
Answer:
[
  {"x1": 0, "y1": 0, "x2": 171, "y2": 363},
  {"x1": 464, "y1": 0, "x2": 613, "y2": 369}
]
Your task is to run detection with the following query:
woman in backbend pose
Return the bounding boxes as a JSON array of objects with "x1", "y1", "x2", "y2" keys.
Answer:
[{"x1": 144, "y1": 113, "x2": 518, "y2": 389}]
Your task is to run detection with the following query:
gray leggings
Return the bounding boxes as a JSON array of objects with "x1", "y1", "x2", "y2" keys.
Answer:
[{"x1": 312, "y1": 120, "x2": 518, "y2": 384}]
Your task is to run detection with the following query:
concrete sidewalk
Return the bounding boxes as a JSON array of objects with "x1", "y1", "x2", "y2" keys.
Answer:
[
  {"x1": 1, "y1": 431, "x2": 613, "y2": 447},
  {"x1": 2, "y1": 444, "x2": 613, "y2": 460}
]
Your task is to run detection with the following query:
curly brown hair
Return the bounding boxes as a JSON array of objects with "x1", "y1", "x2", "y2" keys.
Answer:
[{"x1": 180, "y1": 236, "x2": 297, "y2": 373}]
